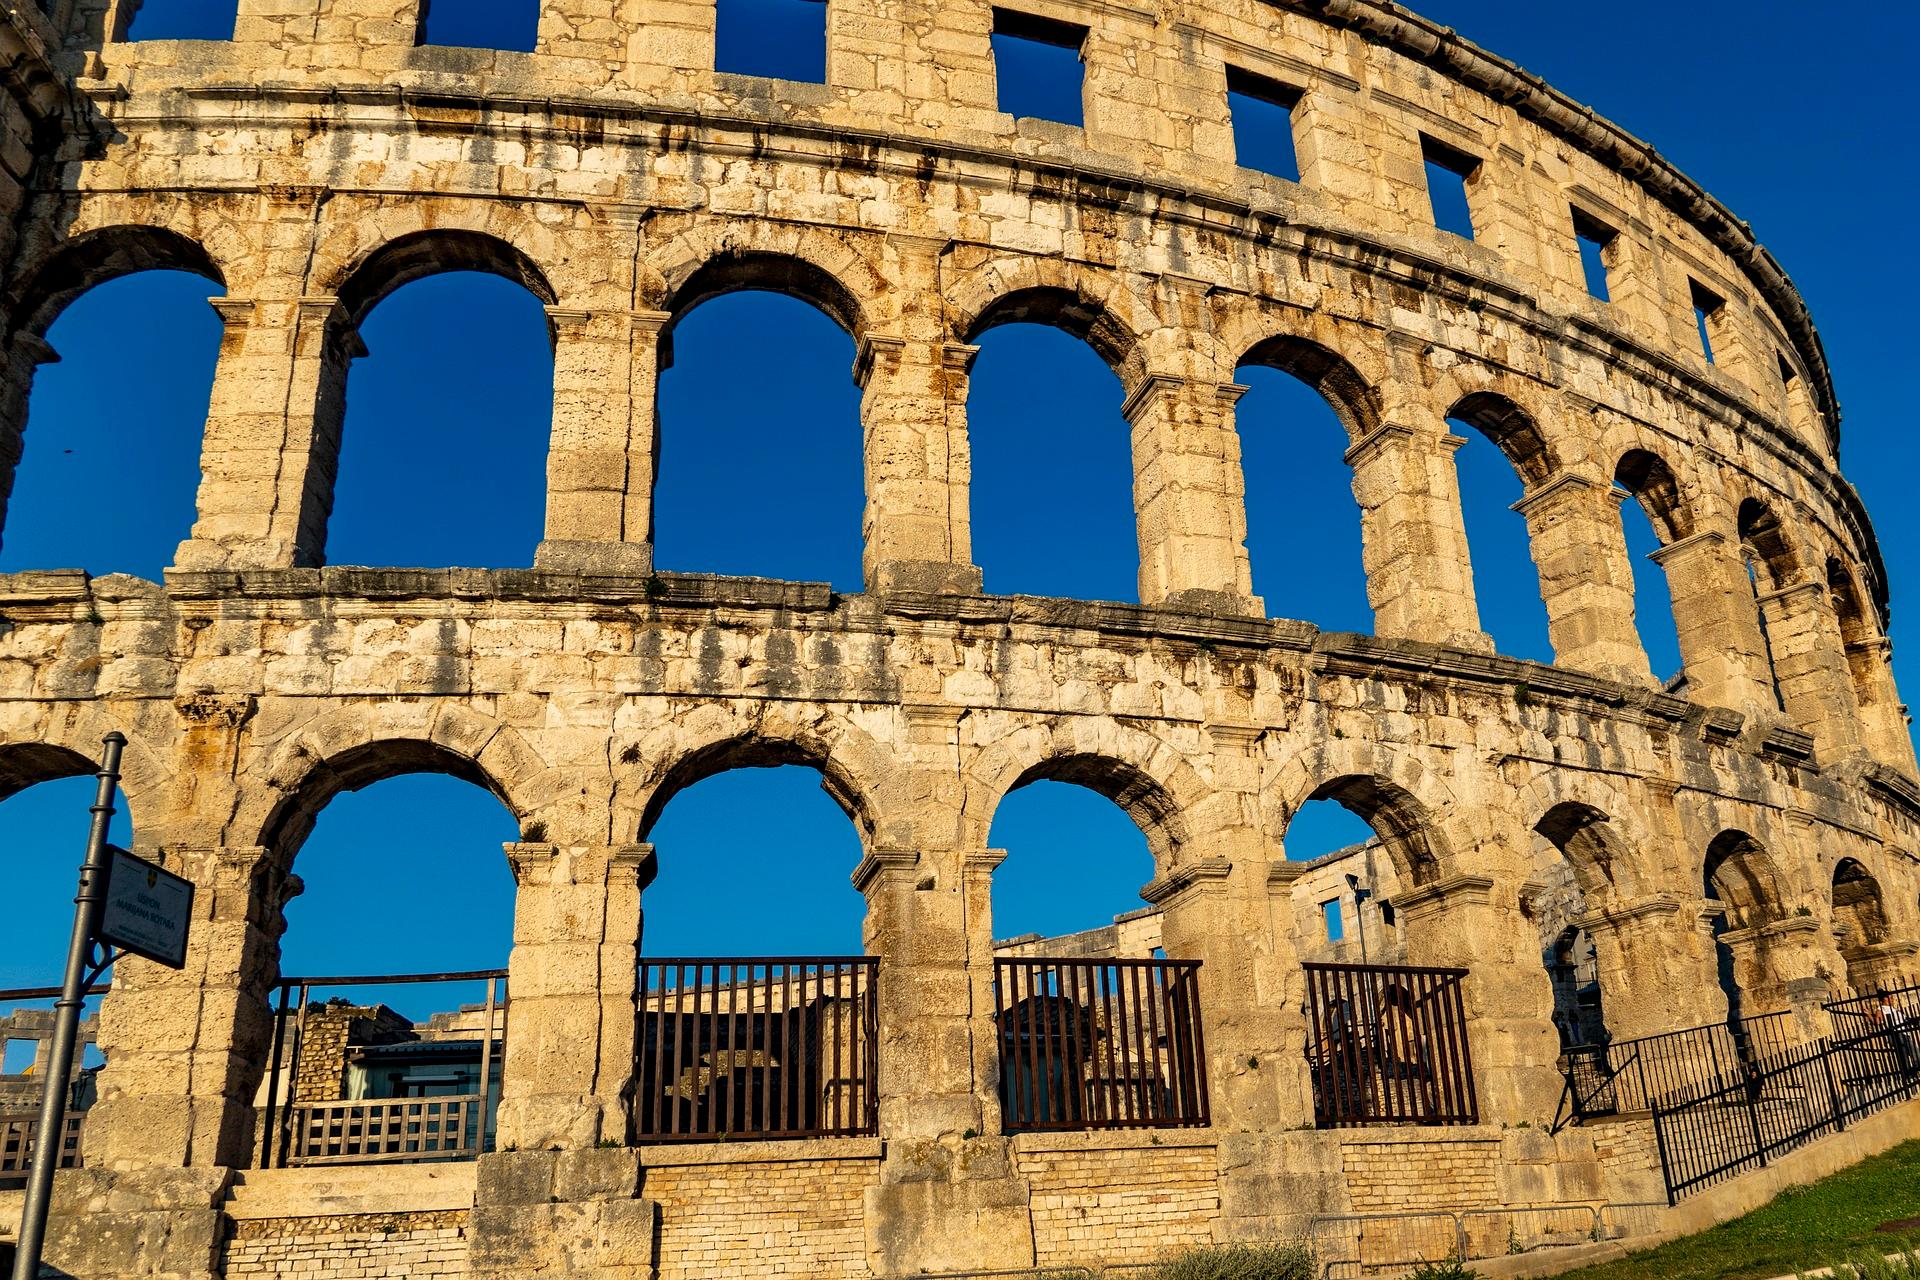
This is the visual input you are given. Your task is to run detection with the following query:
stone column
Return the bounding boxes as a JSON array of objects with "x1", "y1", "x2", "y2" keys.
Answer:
[
  {"x1": 494, "y1": 842, "x2": 651, "y2": 1149},
  {"x1": 1394, "y1": 873, "x2": 1562, "y2": 1124},
  {"x1": 1845, "y1": 635, "x2": 1918, "y2": 775},
  {"x1": 1757, "y1": 579, "x2": 1868, "y2": 758},
  {"x1": 1716, "y1": 916, "x2": 1837, "y2": 1041},
  {"x1": 856, "y1": 334, "x2": 983, "y2": 595},
  {"x1": 0, "y1": 331, "x2": 54, "y2": 551},
  {"x1": 85, "y1": 846, "x2": 286, "y2": 1170},
  {"x1": 1841, "y1": 940, "x2": 1920, "y2": 995},
  {"x1": 1125, "y1": 373, "x2": 1261, "y2": 616},
  {"x1": 535, "y1": 308, "x2": 663, "y2": 575},
  {"x1": 1512, "y1": 472, "x2": 1654, "y2": 685},
  {"x1": 175, "y1": 297, "x2": 356, "y2": 571},
  {"x1": 1575, "y1": 894, "x2": 1724, "y2": 1040},
  {"x1": 858, "y1": 846, "x2": 1035, "y2": 1277},
  {"x1": 1648, "y1": 529, "x2": 1777, "y2": 718},
  {"x1": 1346, "y1": 421, "x2": 1491, "y2": 651}
]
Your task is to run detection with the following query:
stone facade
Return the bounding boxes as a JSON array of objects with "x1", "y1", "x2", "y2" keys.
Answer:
[{"x1": 0, "y1": 0, "x2": 1915, "y2": 1275}]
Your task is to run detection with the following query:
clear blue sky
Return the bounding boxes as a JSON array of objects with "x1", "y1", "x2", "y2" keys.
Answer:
[{"x1": 1, "y1": 1, "x2": 1913, "y2": 995}]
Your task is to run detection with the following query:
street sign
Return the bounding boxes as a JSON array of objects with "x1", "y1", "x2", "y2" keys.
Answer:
[{"x1": 96, "y1": 845, "x2": 194, "y2": 970}]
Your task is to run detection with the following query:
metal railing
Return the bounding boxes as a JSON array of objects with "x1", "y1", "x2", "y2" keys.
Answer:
[
  {"x1": 634, "y1": 957, "x2": 878, "y2": 1141},
  {"x1": 259, "y1": 969, "x2": 506, "y2": 1168},
  {"x1": 1555, "y1": 1009, "x2": 1798, "y2": 1128},
  {"x1": 1652, "y1": 1022, "x2": 1920, "y2": 1202},
  {"x1": 0, "y1": 1114, "x2": 82, "y2": 1178},
  {"x1": 1826, "y1": 983, "x2": 1920, "y2": 1039},
  {"x1": 992, "y1": 957, "x2": 1209, "y2": 1133},
  {"x1": 1308, "y1": 1203, "x2": 1643, "y2": 1278},
  {"x1": 1303, "y1": 962, "x2": 1477, "y2": 1128}
]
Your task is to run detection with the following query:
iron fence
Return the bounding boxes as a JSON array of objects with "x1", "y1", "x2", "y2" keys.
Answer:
[
  {"x1": 1652, "y1": 1022, "x2": 1920, "y2": 1202},
  {"x1": 1826, "y1": 983, "x2": 1920, "y2": 1039},
  {"x1": 634, "y1": 957, "x2": 878, "y2": 1141},
  {"x1": 1309, "y1": 1204, "x2": 1617, "y2": 1278},
  {"x1": 1556, "y1": 1009, "x2": 1798, "y2": 1127},
  {"x1": 1303, "y1": 962, "x2": 1477, "y2": 1127},
  {"x1": 992, "y1": 957, "x2": 1209, "y2": 1133},
  {"x1": 259, "y1": 969, "x2": 506, "y2": 1168}
]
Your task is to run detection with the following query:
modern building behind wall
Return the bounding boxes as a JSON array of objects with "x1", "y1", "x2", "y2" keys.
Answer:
[{"x1": 0, "y1": 0, "x2": 1917, "y2": 1276}]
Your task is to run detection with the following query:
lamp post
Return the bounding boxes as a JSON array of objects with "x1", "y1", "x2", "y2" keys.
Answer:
[{"x1": 1345, "y1": 872, "x2": 1372, "y2": 967}]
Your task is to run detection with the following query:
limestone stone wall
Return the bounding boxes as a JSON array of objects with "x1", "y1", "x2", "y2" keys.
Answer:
[
  {"x1": 221, "y1": 1211, "x2": 471, "y2": 1279},
  {"x1": 641, "y1": 1147, "x2": 875, "y2": 1280},
  {"x1": 1015, "y1": 1134, "x2": 1220, "y2": 1267}
]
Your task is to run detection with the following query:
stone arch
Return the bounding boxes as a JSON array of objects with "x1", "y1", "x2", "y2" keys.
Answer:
[
  {"x1": 1266, "y1": 741, "x2": 1457, "y2": 888},
  {"x1": 963, "y1": 719, "x2": 1210, "y2": 873},
  {"x1": 1235, "y1": 332, "x2": 1383, "y2": 442},
  {"x1": 660, "y1": 250, "x2": 866, "y2": 343},
  {"x1": 250, "y1": 706, "x2": 552, "y2": 866},
  {"x1": 1832, "y1": 856, "x2": 1890, "y2": 950},
  {"x1": 633, "y1": 731, "x2": 880, "y2": 849},
  {"x1": 1703, "y1": 829, "x2": 1789, "y2": 930},
  {"x1": 944, "y1": 257, "x2": 1153, "y2": 388},
  {"x1": 1533, "y1": 800, "x2": 1639, "y2": 902},
  {"x1": 3, "y1": 224, "x2": 226, "y2": 348},
  {"x1": 1736, "y1": 496, "x2": 1800, "y2": 592},
  {"x1": 330, "y1": 229, "x2": 558, "y2": 335},
  {"x1": 1447, "y1": 391, "x2": 1555, "y2": 488},
  {"x1": 1614, "y1": 448, "x2": 1694, "y2": 545}
]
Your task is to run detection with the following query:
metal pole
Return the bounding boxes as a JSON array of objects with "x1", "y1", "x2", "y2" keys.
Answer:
[{"x1": 12, "y1": 731, "x2": 125, "y2": 1280}]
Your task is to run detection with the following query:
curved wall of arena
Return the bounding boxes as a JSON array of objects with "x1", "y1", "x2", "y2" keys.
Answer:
[{"x1": 0, "y1": 0, "x2": 1917, "y2": 1276}]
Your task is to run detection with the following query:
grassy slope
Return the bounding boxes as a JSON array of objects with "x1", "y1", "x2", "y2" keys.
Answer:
[{"x1": 1550, "y1": 1141, "x2": 1920, "y2": 1280}]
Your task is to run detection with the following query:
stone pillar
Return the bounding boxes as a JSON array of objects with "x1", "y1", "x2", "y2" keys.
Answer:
[
  {"x1": 1576, "y1": 894, "x2": 1724, "y2": 1040},
  {"x1": 1124, "y1": 373, "x2": 1262, "y2": 616},
  {"x1": 0, "y1": 332, "x2": 54, "y2": 553},
  {"x1": 1757, "y1": 579, "x2": 1868, "y2": 758},
  {"x1": 1648, "y1": 529, "x2": 1777, "y2": 718},
  {"x1": 1395, "y1": 874, "x2": 1562, "y2": 1124},
  {"x1": 535, "y1": 308, "x2": 662, "y2": 575},
  {"x1": 856, "y1": 334, "x2": 983, "y2": 595},
  {"x1": 495, "y1": 842, "x2": 651, "y2": 1149},
  {"x1": 1512, "y1": 472, "x2": 1654, "y2": 685},
  {"x1": 175, "y1": 297, "x2": 355, "y2": 571},
  {"x1": 1841, "y1": 940, "x2": 1920, "y2": 995},
  {"x1": 858, "y1": 847, "x2": 1035, "y2": 1276},
  {"x1": 1716, "y1": 916, "x2": 1837, "y2": 1042},
  {"x1": 1845, "y1": 635, "x2": 1918, "y2": 775},
  {"x1": 1346, "y1": 421, "x2": 1490, "y2": 651},
  {"x1": 86, "y1": 846, "x2": 286, "y2": 1170}
]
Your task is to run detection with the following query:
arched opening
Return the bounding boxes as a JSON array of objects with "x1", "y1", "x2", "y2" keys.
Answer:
[
  {"x1": 1737, "y1": 498, "x2": 1796, "y2": 712},
  {"x1": 1530, "y1": 802, "x2": 1626, "y2": 1048},
  {"x1": 0, "y1": 229, "x2": 225, "y2": 579},
  {"x1": 1234, "y1": 337, "x2": 1376, "y2": 631},
  {"x1": 1281, "y1": 795, "x2": 1394, "y2": 964},
  {"x1": 654, "y1": 256, "x2": 864, "y2": 590},
  {"x1": 1612, "y1": 450, "x2": 1687, "y2": 686},
  {"x1": 633, "y1": 738, "x2": 873, "y2": 1140},
  {"x1": 1447, "y1": 394, "x2": 1553, "y2": 663},
  {"x1": 258, "y1": 744, "x2": 521, "y2": 1168},
  {"x1": 0, "y1": 746, "x2": 136, "y2": 1158},
  {"x1": 986, "y1": 755, "x2": 1206, "y2": 1132},
  {"x1": 965, "y1": 289, "x2": 1138, "y2": 602},
  {"x1": 1832, "y1": 858, "x2": 1891, "y2": 991},
  {"x1": 1826, "y1": 557, "x2": 1887, "y2": 724},
  {"x1": 1704, "y1": 829, "x2": 1788, "y2": 1023},
  {"x1": 326, "y1": 236, "x2": 555, "y2": 567}
]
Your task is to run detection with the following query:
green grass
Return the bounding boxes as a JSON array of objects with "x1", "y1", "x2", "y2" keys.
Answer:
[{"x1": 1553, "y1": 1141, "x2": 1920, "y2": 1280}]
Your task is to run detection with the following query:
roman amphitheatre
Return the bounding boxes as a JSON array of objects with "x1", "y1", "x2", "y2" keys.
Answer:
[{"x1": 0, "y1": 0, "x2": 1914, "y2": 1276}]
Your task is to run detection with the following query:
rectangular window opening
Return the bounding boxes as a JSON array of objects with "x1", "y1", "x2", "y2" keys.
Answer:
[
  {"x1": 1777, "y1": 350, "x2": 1798, "y2": 389},
  {"x1": 1420, "y1": 135, "x2": 1480, "y2": 240},
  {"x1": 1226, "y1": 66, "x2": 1301, "y2": 183},
  {"x1": 126, "y1": 0, "x2": 237, "y2": 40},
  {"x1": 991, "y1": 9, "x2": 1087, "y2": 128},
  {"x1": 419, "y1": 0, "x2": 538, "y2": 52},
  {"x1": 1320, "y1": 898, "x2": 1345, "y2": 942},
  {"x1": 715, "y1": 0, "x2": 828, "y2": 83},
  {"x1": 1571, "y1": 207, "x2": 1616, "y2": 302},
  {"x1": 1690, "y1": 279, "x2": 1725, "y2": 365},
  {"x1": 2, "y1": 1038, "x2": 37, "y2": 1075}
]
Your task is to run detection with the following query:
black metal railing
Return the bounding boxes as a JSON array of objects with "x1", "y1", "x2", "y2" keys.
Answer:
[
  {"x1": 1304, "y1": 962, "x2": 1477, "y2": 1128},
  {"x1": 634, "y1": 957, "x2": 878, "y2": 1142},
  {"x1": 992, "y1": 957, "x2": 1209, "y2": 1133},
  {"x1": 1556, "y1": 1009, "x2": 1798, "y2": 1127},
  {"x1": 1825, "y1": 983, "x2": 1920, "y2": 1039},
  {"x1": 1652, "y1": 1022, "x2": 1920, "y2": 1203},
  {"x1": 259, "y1": 969, "x2": 506, "y2": 1168}
]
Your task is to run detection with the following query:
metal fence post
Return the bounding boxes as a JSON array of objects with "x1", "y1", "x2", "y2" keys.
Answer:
[{"x1": 1821, "y1": 1037, "x2": 1845, "y2": 1131}]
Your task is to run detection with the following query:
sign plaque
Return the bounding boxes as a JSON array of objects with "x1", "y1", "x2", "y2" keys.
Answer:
[{"x1": 96, "y1": 845, "x2": 195, "y2": 969}]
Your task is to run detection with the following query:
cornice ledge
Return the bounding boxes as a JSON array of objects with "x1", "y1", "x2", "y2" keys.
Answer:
[{"x1": 1140, "y1": 857, "x2": 1233, "y2": 907}]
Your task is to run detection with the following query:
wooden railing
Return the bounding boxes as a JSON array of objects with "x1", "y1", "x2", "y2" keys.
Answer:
[
  {"x1": 633, "y1": 957, "x2": 879, "y2": 1141},
  {"x1": 992, "y1": 957, "x2": 1210, "y2": 1133},
  {"x1": 0, "y1": 1112, "x2": 83, "y2": 1177},
  {"x1": 287, "y1": 1096, "x2": 482, "y2": 1164},
  {"x1": 1304, "y1": 962, "x2": 1477, "y2": 1128}
]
